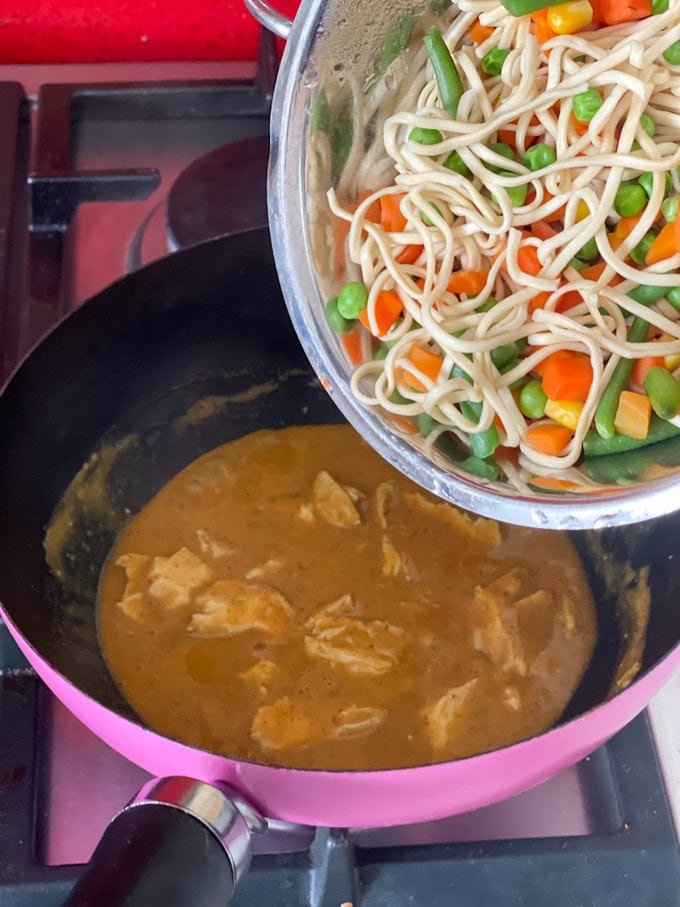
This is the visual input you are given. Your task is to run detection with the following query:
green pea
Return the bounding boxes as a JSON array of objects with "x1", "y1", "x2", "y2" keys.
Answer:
[
  {"x1": 443, "y1": 150, "x2": 471, "y2": 177},
  {"x1": 574, "y1": 54, "x2": 587, "y2": 63},
  {"x1": 662, "y1": 196, "x2": 678, "y2": 222},
  {"x1": 373, "y1": 344, "x2": 389, "y2": 360},
  {"x1": 652, "y1": 0, "x2": 669, "y2": 12},
  {"x1": 481, "y1": 47, "x2": 511, "y2": 76},
  {"x1": 630, "y1": 230, "x2": 658, "y2": 266},
  {"x1": 519, "y1": 379, "x2": 548, "y2": 420},
  {"x1": 568, "y1": 258, "x2": 589, "y2": 272},
  {"x1": 638, "y1": 171, "x2": 672, "y2": 199},
  {"x1": 391, "y1": 388, "x2": 412, "y2": 405},
  {"x1": 491, "y1": 172, "x2": 527, "y2": 207},
  {"x1": 578, "y1": 237, "x2": 599, "y2": 261},
  {"x1": 522, "y1": 143, "x2": 557, "y2": 171},
  {"x1": 665, "y1": 286, "x2": 680, "y2": 309},
  {"x1": 337, "y1": 281, "x2": 368, "y2": 319},
  {"x1": 326, "y1": 297, "x2": 354, "y2": 333},
  {"x1": 614, "y1": 182, "x2": 647, "y2": 218},
  {"x1": 640, "y1": 114, "x2": 656, "y2": 138},
  {"x1": 476, "y1": 296, "x2": 497, "y2": 313},
  {"x1": 572, "y1": 89, "x2": 603, "y2": 123},
  {"x1": 409, "y1": 126, "x2": 444, "y2": 145},
  {"x1": 663, "y1": 40, "x2": 680, "y2": 65},
  {"x1": 485, "y1": 142, "x2": 515, "y2": 173}
]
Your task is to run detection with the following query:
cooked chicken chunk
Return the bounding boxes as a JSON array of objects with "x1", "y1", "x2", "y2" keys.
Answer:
[
  {"x1": 196, "y1": 528, "x2": 235, "y2": 560},
  {"x1": 305, "y1": 596, "x2": 407, "y2": 676},
  {"x1": 404, "y1": 492, "x2": 501, "y2": 545},
  {"x1": 115, "y1": 553, "x2": 152, "y2": 620},
  {"x1": 472, "y1": 568, "x2": 527, "y2": 675},
  {"x1": 147, "y1": 548, "x2": 214, "y2": 609},
  {"x1": 251, "y1": 697, "x2": 313, "y2": 750},
  {"x1": 374, "y1": 482, "x2": 393, "y2": 530},
  {"x1": 312, "y1": 471, "x2": 361, "y2": 528},
  {"x1": 558, "y1": 594, "x2": 579, "y2": 639},
  {"x1": 188, "y1": 580, "x2": 293, "y2": 637},
  {"x1": 381, "y1": 535, "x2": 413, "y2": 579},
  {"x1": 245, "y1": 558, "x2": 283, "y2": 580},
  {"x1": 503, "y1": 686, "x2": 521, "y2": 711},
  {"x1": 423, "y1": 680, "x2": 478, "y2": 751},
  {"x1": 239, "y1": 659, "x2": 278, "y2": 692},
  {"x1": 297, "y1": 503, "x2": 316, "y2": 523},
  {"x1": 332, "y1": 706, "x2": 387, "y2": 740}
]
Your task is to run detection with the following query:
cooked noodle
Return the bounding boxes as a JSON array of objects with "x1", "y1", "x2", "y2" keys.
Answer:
[{"x1": 328, "y1": 2, "x2": 680, "y2": 474}]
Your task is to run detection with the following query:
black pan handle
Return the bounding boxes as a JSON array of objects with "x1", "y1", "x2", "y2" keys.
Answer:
[{"x1": 63, "y1": 777, "x2": 254, "y2": 907}]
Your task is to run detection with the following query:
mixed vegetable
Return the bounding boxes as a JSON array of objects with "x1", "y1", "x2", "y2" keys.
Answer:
[{"x1": 322, "y1": 0, "x2": 680, "y2": 488}]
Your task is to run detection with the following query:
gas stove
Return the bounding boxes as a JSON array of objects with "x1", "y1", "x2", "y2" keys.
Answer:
[{"x1": 0, "y1": 39, "x2": 679, "y2": 906}]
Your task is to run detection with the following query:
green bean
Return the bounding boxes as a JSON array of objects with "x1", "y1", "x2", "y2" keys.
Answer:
[
  {"x1": 491, "y1": 338, "x2": 527, "y2": 370},
  {"x1": 481, "y1": 47, "x2": 511, "y2": 75},
  {"x1": 476, "y1": 296, "x2": 497, "y2": 312},
  {"x1": 523, "y1": 143, "x2": 557, "y2": 171},
  {"x1": 578, "y1": 237, "x2": 599, "y2": 261},
  {"x1": 638, "y1": 171, "x2": 672, "y2": 199},
  {"x1": 614, "y1": 181, "x2": 647, "y2": 217},
  {"x1": 519, "y1": 379, "x2": 548, "y2": 419},
  {"x1": 424, "y1": 27, "x2": 464, "y2": 119},
  {"x1": 630, "y1": 231, "x2": 657, "y2": 266},
  {"x1": 640, "y1": 113, "x2": 656, "y2": 137},
  {"x1": 459, "y1": 455, "x2": 500, "y2": 480},
  {"x1": 627, "y1": 284, "x2": 673, "y2": 305},
  {"x1": 644, "y1": 367, "x2": 680, "y2": 419},
  {"x1": 662, "y1": 196, "x2": 678, "y2": 222},
  {"x1": 422, "y1": 202, "x2": 444, "y2": 226},
  {"x1": 594, "y1": 315, "x2": 649, "y2": 439},
  {"x1": 485, "y1": 142, "x2": 515, "y2": 173},
  {"x1": 665, "y1": 286, "x2": 680, "y2": 309},
  {"x1": 415, "y1": 412, "x2": 441, "y2": 436},
  {"x1": 326, "y1": 297, "x2": 354, "y2": 333},
  {"x1": 443, "y1": 150, "x2": 471, "y2": 177},
  {"x1": 390, "y1": 388, "x2": 412, "y2": 405},
  {"x1": 379, "y1": 11, "x2": 417, "y2": 75},
  {"x1": 337, "y1": 282, "x2": 368, "y2": 319},
  {"x1": 499, "y1": 360, "x2": 526, "y2": 391},
  {"x1": 584, "y1": 414, "x2": 680, "y2": 457},
  {"x1": 430, "y1": 0, "x2": 452, "y2": 13},
  {"x1": 330, "y1": 102, "x2": 354, "y2": 186},
  {"x1": 451, "y1": 363, "x2": 500, "y2": 457},
  {"x1": 409, "y1": 127, "x2": 444, "y2": 145},
  {"x1": 663, "y1": 40, "x2": 680, "y2": 66},
  {"x1": 310, "y1": 89, "x2": 330, "y2": 134},
  {"x1": 424, "y1": 423, "x2": 500, "y2": 479},
  {"x1": 585, "y1": 433, "x2": 680, "y2": 483},
  {"x1": 373, "y1": 344, "x2": 389, "y2": 360},
  {"x1": 568, "y1": 257, "x2": 589, "y2": 271}
]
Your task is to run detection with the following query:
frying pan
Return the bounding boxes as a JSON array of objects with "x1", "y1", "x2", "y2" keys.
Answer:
[{"x1": 1, "y1": 228, "x2": 680, "y2": 903}]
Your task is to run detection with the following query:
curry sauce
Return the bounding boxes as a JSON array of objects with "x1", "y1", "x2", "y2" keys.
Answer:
[{"x1": 97, "y1": 424, "x2": 597, "y2": 770}]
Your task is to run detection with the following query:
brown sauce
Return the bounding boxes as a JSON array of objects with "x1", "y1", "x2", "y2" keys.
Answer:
[{"x1": 97, "y1": 424, "x2": 597, "y2": 770}]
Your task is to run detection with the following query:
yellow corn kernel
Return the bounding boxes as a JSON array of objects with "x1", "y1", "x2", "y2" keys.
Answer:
[
  {"x1": 656, "y1": 332, "x2": 680, "y2": 370},
  {"x1": 544, "y1": 399, "x2": 584, "y2": 430},
  {"x1": 576, "y1": 200, "x2": 590, "y2": 222},
  {"x1": 547, "y1": 0, "x2": 593, "y2": 34}
]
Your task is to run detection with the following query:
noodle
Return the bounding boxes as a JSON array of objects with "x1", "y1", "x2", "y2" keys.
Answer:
[{"x1": 327, "y1": 1, "x2": 680, "y2": 477}]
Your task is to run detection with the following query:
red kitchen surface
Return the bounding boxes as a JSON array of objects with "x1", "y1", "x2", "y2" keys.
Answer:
[{"x1": 0, "y1": 0, "x2": 300, "y2": 62}]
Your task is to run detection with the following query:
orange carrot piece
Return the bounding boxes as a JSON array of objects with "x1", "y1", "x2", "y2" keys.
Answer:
[
  {"x1": 554, "y1": 283, "x2": 583, "y2": 313},
  {"x1": 530, "y1": 475, "x2": 580, "y2": 492},
  {"x1": 447, "y1": 270, "x2": 488, "y2": 296},
  {"x1": 525, "y1": 423, "x2": 573, "y2": 456},
  {"x1": 380, "y1": 193, "x2": 408, "y2": 233},
  {"x1": 533, "y1": 349, "x2": 577, "y2": 378},
  {"x1": 359, "y1": 290, "x2": 403, "y2": 336},
  {"x1": 614, "y1": 213, "x2": 643, "y2": 241},
  {"x1": 530, "y1": 220, "x2": 558, "y2": 241},
  {"x1": 645, "y1": 222, "x2": 676, "y2": 265},
  {"x1": 331, "y1": 215, "x2": 351, "y2": 274},
  {"x1": 542, "y1": 355, "x2": 594, "y2": 402},
  {"x1": 341, "y1": 328, "x2": 365, "y2": 366},
  {"x1": 395, "y1": 244, "x2": 423, "y2": 265},
  {"x1": 469, "y1": 19, "x2": 494, "y2": 43},
  {"x1": 355, "y1": 188, "x2": 381, "y2": 224},
  {"x1": 404, "y1": 345, "x2": 444, "y2": 391},
  {"x1": 529, "y1": 290, "x2": 551, "y2": 313},
  {"x1": 531, "y1": 9, "x2": 556, "y2": 45},
  {"x1": 675, "y1": 204, "x2": 680, "y2": 253},
  {"x1": 630, "y1": 356, "x2": 666, "y2": 394},
  {"x1": 600, "y1": 0, "x2": 651, "y2": 25},
  {"x1": 570, "y1": 112, "x2": 590, "y2": 137},
  {"x1": 498, "y1": 127, "x2": 516, "y2": 148},
  {"x1": 517, "y1": 244, "x2": 542, "y2": 277},
  {"x1": 579, "y1": 262, "x2": 607, "y2": 282},
  {"x1": 614, "y1": 390, "x2": 651, "y2": 440}
]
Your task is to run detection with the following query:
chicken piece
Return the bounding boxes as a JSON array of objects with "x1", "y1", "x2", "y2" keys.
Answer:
[
  {"x1": 239, "y1": 659, "x2": 278, "y2": 692},
  {"x1": 316, "y1": 593, "x2": 357, "y2": 618},
  {"x1": 188, "y1": 580, "x2": 293, "y2": 637},
  {"x1": 251, "y1": 697, "x2": 314, "y2": 750},
  {"x1": 558, "y1": 593, "x2": 579, "y2": 639},
  {"x1": 312, "y1": 471, "x2": 361, "y2": 528},
  {"x1": 381, "y1": 535, "x2": 414, "y2": 579},
  {"x1": 374, "y1": 482, "x2": 393, "y2": 530},
  {"x1": 115, "y1": 553, "x2": 153, "y2": 620},
  {"x1": 332, "y1": 706, "x2": 387, "y2": 740},
  {"x1": 423, "y1": 680, "x2": 478, "y2": 751},
  {"x1": 196, "y1": 528, "x2": 234, "y2": 561},
  {"x1": 146, "y1": 548, "x2": 214, "y2": 609},
  {"x1": 404, "y1": 492, "x2": 501, "y2": 546},
  {"x1": 297, "y1": 503, "x2": 316, "y2": 523},
  {"x1": 245, "y1": 558, "x2": 283, "y2": 581},
  {"x1": 305, "y1": 596, "x2": 407, "y2": 676},
  {"x1": 472, "y1": 568, "x2": 527, "y2": 675},
  {"x1": 503, "y1": 686, "x2": 521, "y2": 710}
]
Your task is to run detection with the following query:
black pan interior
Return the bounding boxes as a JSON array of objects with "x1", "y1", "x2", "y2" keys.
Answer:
[{"x1": 0, "y1": 227, "x2": 679, "y2": 732}]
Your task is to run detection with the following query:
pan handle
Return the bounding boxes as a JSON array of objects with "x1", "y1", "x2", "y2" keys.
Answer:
[
  {"x1": 63, "y1": 777, "x2": 255, "y2": 907},
  {"x1": 243, "y1": 0, "x2": 294, "y2": 39}
]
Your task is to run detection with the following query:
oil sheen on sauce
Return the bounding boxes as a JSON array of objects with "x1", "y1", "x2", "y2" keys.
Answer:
[{"x1": 97, "y1": 424, "x2": 597, "y2": 771}]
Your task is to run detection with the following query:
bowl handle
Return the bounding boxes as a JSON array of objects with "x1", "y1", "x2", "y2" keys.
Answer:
[{"x1": 243, "y1": 0, "x2": 293, "y2": 39}]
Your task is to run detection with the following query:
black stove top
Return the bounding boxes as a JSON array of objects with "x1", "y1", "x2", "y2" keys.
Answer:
[{"x1": 0, "y1": 42, "x2": 679, "y2": 906}]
